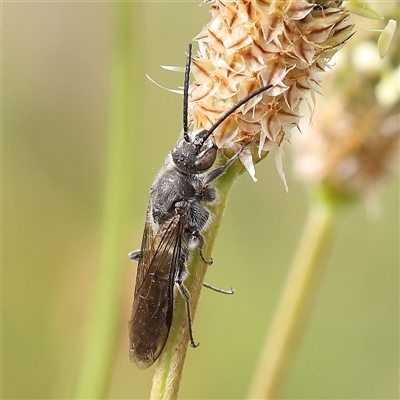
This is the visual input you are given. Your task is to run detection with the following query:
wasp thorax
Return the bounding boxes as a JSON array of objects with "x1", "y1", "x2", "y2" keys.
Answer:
[{"x1": 172, "y1": 137, "x2": 217, "y2": 174}]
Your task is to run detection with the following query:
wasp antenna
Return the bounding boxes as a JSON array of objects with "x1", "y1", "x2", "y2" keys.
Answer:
[
  {"x1": 183, "y1": 44, "x2": 192, "y2": 142},
  {"x1": 199, "y1": 84, "x2": 273, "y2": 145}
]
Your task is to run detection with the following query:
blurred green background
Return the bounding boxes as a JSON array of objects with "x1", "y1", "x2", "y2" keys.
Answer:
[{"x1": 3, "y1": 2, "x2": 398, "y2": 399}]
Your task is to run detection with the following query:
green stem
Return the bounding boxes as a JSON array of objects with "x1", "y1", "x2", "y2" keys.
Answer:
[
  {"x1": 149, "y1": 158, "x2": 245, "y2": 400},
  {"x1": 74, "y1": 4, "x2": 141, "y2": 398},
  {"x1": 248, "y1": 187, "x2": 342, "y2": 399}
]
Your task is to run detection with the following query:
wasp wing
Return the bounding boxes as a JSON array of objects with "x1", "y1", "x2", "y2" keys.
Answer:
[{"x1": 129, "y1": 207, "x2": 186, "y2": 369}]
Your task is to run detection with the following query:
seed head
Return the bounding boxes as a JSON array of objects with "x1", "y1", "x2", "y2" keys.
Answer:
[
  {"x1": 292, "y1": 4, "x2": 399, "y2": 201},
  {"x1": 187, "y1": 0, "x2": 354, "y2": 179}
]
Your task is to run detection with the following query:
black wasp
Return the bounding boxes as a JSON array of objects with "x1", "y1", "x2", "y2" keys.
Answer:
[{"x1": 129, "y1": 43, "x2": 272, "y2": 369}]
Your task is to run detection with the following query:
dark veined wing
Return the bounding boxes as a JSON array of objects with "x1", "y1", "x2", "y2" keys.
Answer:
[{"x1": 129, "y1": 206, "x2": 186, "y2": 369}]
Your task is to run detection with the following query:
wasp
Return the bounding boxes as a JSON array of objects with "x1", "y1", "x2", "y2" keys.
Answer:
[{"x1": 129, "y1": 44, "x2": 272, "y2": 369}]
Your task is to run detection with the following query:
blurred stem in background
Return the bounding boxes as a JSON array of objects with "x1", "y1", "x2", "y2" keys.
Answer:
[
  {"x1": 248, "y1": 187, "x2": 345, "y2": 399},
  {"x1": 74, "y1": 3, "x2": 142, "y2": 399}
]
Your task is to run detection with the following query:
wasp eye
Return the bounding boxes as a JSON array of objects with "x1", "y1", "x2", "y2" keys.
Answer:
[{"x1": 195, "y1": 146, "x2": 217, "y2": 172}]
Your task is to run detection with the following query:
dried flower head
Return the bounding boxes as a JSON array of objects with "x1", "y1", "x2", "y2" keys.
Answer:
[
  {"x1": 187, "y1": 0, "x2": 354, "y2": 181},
  {"x1": 292, "y1": 4, "x2": 399, "y2": 201}
]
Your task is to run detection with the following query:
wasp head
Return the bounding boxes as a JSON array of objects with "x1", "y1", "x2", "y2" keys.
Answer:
[{"x1": 172, "y1": 131, "x2": 217, "y2": 175}]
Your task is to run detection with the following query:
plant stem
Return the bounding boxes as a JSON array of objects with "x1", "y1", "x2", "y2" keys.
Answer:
[
  {"x1": 73, "y1": 3, "x2": 141, "y2": 398},
  {"x1": 248, "y1": 188, "x2": 341, "y2": 399},
  {"x1": 149, "y1": 158, "x2": 245, "y2": 400}
]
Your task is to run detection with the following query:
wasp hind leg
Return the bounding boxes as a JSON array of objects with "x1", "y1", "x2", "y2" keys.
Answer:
[{"x1": 175, "y1": 277, "x2": 199, "y2": 348}]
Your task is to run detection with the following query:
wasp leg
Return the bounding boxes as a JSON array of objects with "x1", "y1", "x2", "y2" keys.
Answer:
[
  {"x1": 202, "y1": 137, "x2": 256, "y2": 188},
  {"x1": 199, "y1": 248, "x2": 213, "y2": 265},
  {"x1": 188, "y1": 229, "x2": 213, "y2": 265},
  {"x1": 203, "y1": 282, "x2": 235, "y2": 294},
  {"x1": 197, "y1": 232, "x2": 213, "y2": 265},
  {"x1": 176, "y1": 278, "x2": 199, "y2": 348},
  {"x1": 128, "y1": 250, "x2": 141, "y2": 261}
]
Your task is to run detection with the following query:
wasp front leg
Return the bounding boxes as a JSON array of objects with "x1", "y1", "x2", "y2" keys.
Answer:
[{"x1": 202, "y1": 137, "x2": 256, "y2": 189}]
